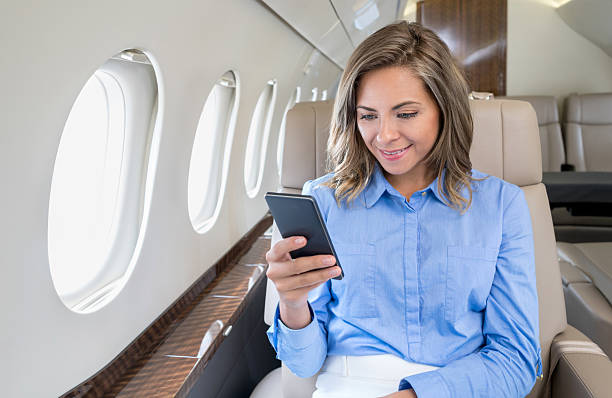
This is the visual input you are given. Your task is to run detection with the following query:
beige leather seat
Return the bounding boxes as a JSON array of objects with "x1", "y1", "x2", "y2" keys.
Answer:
[
  {"x1": 557, "y1": 241, "x2": 612, "y2": 358},
  {"x1": 502, "y1": 94, "x2": 612, "y2": 373},
  {"x1": 502, "y1": 96, "x2": 564, "y2": 172},
  {"x1": 550, "y1": 93, "x2": 612, "y2": 243},
  {"x1": 564, "y1": 93, "x2": 612, "y2": 172},
  {"x1": 499, "y1": 95, "x2": 612, "y2": 240},
  {"x1": 553, "y1": 92, "x2": 612, "y2": 354},
  {"x1": 252, "y1": 99, "x2": 612, "y2": 398}
]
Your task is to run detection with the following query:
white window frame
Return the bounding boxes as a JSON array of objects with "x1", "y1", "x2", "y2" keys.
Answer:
[
  {"x1": 311, "y1": 87, "x2": 319, "y2": 102},
  {"x1": 244, "y1": 79, "x2": 278, "y2": 198},
  {"x1": 277, "y1": 86, "x2": 301, "y2": 178},
  {"x1": 48, "y1": 50, "x2": 160, "y2": 313}
]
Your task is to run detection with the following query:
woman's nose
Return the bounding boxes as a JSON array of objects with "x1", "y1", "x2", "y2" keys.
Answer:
[{"x1": 376, "y1": 117, "x2": 400, "y2": 144}]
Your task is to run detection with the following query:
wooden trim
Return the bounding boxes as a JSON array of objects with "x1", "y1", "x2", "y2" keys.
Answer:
[
  {"x1": 61, "y1": 213, "x2": 273, "y2": 398},
  {"x1": 417, "y1": 0, "x2": 507, "y2": 96}
]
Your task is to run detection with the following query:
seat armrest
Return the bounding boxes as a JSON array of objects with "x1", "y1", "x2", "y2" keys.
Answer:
[
  {"x1": 282, "y1": 363, "x2": 318, "y2": 398},
  {"x1": 551, "y1": 325, "x2": 612, "y2": 398},
  {"x1": 559, "y1": 260, "x2": 591, "y2": 286}
]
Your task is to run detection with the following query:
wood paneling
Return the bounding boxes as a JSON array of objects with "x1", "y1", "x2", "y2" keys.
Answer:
[
  {"x1": 417, "y1": 0, "x2": 507, "y2": 96},
  {"x1": 61, "y1": 214, "x2": 273, "y2": 398}
]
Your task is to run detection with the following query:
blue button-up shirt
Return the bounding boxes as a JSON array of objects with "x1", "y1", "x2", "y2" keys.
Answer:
[{"x1": 267, "y1": 164, "x2": 542, "y2": 397}]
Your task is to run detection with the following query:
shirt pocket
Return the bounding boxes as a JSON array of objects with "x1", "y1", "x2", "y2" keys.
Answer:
[
  {"x1": 330, "y1": 242, "x2": 377, "y2": 319},
  {"x1": 445, "y1": 245, "x2": 498, "y2": 323}
]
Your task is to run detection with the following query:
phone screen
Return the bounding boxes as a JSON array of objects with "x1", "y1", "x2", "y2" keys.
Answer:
[{"x1": 265, "y1": 192, "x2": 343, "y2": 280}]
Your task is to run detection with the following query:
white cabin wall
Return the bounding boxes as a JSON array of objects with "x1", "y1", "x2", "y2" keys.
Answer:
[
  {"x1": 0, "y1": 1, "x2": 340, "y2": 396},
  {"x1": 507, "y1": 0, "x2": 612, "y2": 105}
]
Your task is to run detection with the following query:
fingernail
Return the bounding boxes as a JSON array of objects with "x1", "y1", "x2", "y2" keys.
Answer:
[
  {"x1": 329, "y1": 267, "x2": 339, "y2": 277},
  {"x1": 295, "y1": 237, "x2": 305, "y2": 244},
  {"x1": 323, "y1": 256, "x2": 335, "y2": 265}
]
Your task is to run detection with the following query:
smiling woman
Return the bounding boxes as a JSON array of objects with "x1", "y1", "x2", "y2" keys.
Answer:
[{"x1": 264, "y1": 21, "x2": 542, "y2": 398}]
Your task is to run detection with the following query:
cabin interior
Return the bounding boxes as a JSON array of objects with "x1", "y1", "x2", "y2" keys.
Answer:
[{"x1": 2, "y1": 0, "x2": 612, "y2": 397}]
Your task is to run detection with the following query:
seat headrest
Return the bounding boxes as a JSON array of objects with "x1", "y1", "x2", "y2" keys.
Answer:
[
  {"x1": 281, "y1": 101, "x2": 333, "y2": 190},
  {"x1": 281, "y1": 99, "x2": 542, "y2": 190},
  {"x1": 502, "y1": 95, "x2": 559, "y2": 126},
  {"x1": 470, "y1": 99, "x2": 542, "y2": 187},
  {"x1": 565, "y1": 93, "x2": 612, "y2": 125}
]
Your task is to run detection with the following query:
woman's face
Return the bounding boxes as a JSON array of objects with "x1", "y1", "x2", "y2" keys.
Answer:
[{"x1": 356, "y1": 66, "x2": 440, "y2": 185}]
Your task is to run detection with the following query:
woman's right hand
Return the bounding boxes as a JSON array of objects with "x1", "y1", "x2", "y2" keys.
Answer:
[{"x1": 265, "y1": 236, "x2": 340, "y2": 328}]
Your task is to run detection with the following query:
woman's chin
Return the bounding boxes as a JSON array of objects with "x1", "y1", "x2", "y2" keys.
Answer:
[{"x1": 379, "y1": 160, "x2": 417, "y2": 177}]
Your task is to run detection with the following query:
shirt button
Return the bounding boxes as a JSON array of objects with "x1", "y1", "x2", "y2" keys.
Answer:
[{"x1": 421, "y1": 191, "x2": 427, "y2": 196}]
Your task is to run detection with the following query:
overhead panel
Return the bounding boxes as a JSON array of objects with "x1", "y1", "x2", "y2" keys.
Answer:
[
  {"x1": 331, "y1": 0, "x2": 404, "y2": 49},
  {"x1": 261, "y1": 0, "x2": 354, "y2": 67},
  {"x1": 557, "y1": 0, "x2": 612, "y2": 58}
]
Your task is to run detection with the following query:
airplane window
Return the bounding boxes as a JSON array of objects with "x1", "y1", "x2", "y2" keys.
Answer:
[
  {"x1": 311, "y1": 87, "x2": 319, "y2": 102},
  {"x1": 321, "y1": 89, "x2": 328, "y2": 101},
  {"x1": 277, "y1": 86, "x2": 301, "y2": 178},
  {"x1": 48, "y1": 49, "x2": 159, "y2": 313},
  {"x1": 244, "y1": 79, "x2": 278, "y2": 198},
  {"x1": 188, "y1": 71, "x2": 239, "y2": 232}
]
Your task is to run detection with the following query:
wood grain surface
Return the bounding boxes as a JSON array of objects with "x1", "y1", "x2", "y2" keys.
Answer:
[{"x1": 417, "y1": 0, "x2": 507, "y2": 96}]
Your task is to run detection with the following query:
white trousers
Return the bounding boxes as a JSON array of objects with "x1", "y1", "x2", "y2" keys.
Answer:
[{"x1": 311, "y1": 354, "x2": 440, "y2": 398}]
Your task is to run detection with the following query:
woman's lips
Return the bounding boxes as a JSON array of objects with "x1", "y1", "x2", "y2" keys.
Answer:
[{"x1": 379, "y1": 145, "x2": 411, "y2": 160}]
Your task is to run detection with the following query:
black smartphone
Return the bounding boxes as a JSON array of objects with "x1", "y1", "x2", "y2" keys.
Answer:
[{"x1": 265, "y1": 192, "x2": 344, "y2": 280}]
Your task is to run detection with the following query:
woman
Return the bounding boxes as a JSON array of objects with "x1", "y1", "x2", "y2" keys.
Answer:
[{"x1": 266, "y1": 21, "x2": 542, "y2": 398}]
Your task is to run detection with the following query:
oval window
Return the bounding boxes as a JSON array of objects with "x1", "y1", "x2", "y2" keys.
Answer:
[
  {"x1": 48, "y1": 49, "x2": 160, "y2": 313},
  {"x1": 244, "y1": 80, "x2": 278, "y2": 198},
  {"x1": 311, "y1": 87, "x2": 319, "y2": 101},
  {"x1": 188, "y1": 71, "x2": 239, "y2": 232},
  {"x1": 277, "y1": 87, "x2": 301, "y2": 177}
]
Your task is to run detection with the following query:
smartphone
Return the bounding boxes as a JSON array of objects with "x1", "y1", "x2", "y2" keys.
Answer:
[{"x1": 265, "y1": 192, "x2": 344, "y2": 280}]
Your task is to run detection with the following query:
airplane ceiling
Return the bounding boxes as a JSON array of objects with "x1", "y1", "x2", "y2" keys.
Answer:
[
  {"x1": 263, "y1": 0, "x2": 612, "y2": 68},
  {"x1": 261, "y1": 0, "x2": 411, "y2": 68},
  {"x1": 556, "y1": 0, "x2": 612, "y2": 59}
]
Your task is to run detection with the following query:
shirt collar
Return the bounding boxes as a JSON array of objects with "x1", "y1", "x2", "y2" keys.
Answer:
[{"x1": 363, "y1": 163, "x2": 448, "y2": 208}]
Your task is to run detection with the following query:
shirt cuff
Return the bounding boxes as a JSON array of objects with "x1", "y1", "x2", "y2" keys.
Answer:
[
  {"x1": 274, "y1": 302, "x2": 319, "y2": 350},
  {"x1": 399, "y1": 370, "x2": 450, "y2": 398}
]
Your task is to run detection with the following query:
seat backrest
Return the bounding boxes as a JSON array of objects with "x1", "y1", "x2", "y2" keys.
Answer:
[
  {"x1": 279, "y1": 101, "x2": 333, "y2": 191},
  {"x1": 266, "y1": 99, "x2": 567, "y2": 398},
  {"x1": 470, "y1": 99, "x2": 566, "y2": 397},
  {"x1": 564, "y1": 93, "x2": 612, "y2": 171},
  {"x1": 502, "y1": 96, "x2": 565, "y2": 172}
]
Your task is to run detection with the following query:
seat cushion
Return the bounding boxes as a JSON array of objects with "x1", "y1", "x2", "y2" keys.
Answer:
[
  {"x1": 557, "y1": 242, "x2": 612, "y2": 305},
  {"x1": 250, "y1": 367, "x2": 282, "y2": 398},
  {"x1": 552, "y1": 208, "x2": 612, "y2": 227}
]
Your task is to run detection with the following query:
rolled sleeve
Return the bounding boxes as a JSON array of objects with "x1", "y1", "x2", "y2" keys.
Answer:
[{"x1": 274, "y1": 303, "x2": 320, "y2": 350}]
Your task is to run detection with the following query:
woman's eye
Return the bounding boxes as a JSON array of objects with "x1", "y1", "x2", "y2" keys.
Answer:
[
  {"x1": 359, "y1": 114, "x2": 376, "y2": 120},
  {"x1": 398, "y1": 112, "x2": 418, "y2": 119}
]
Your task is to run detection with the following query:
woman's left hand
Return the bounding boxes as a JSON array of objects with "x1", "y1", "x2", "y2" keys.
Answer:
[{"x1": 379, "y1": 389, "x2": 417, "y2": 398}]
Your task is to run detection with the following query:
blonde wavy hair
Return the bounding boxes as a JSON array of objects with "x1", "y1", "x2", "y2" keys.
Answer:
[{"x1": 324, "y1": 21, "x2": 478, "y2": 212}]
